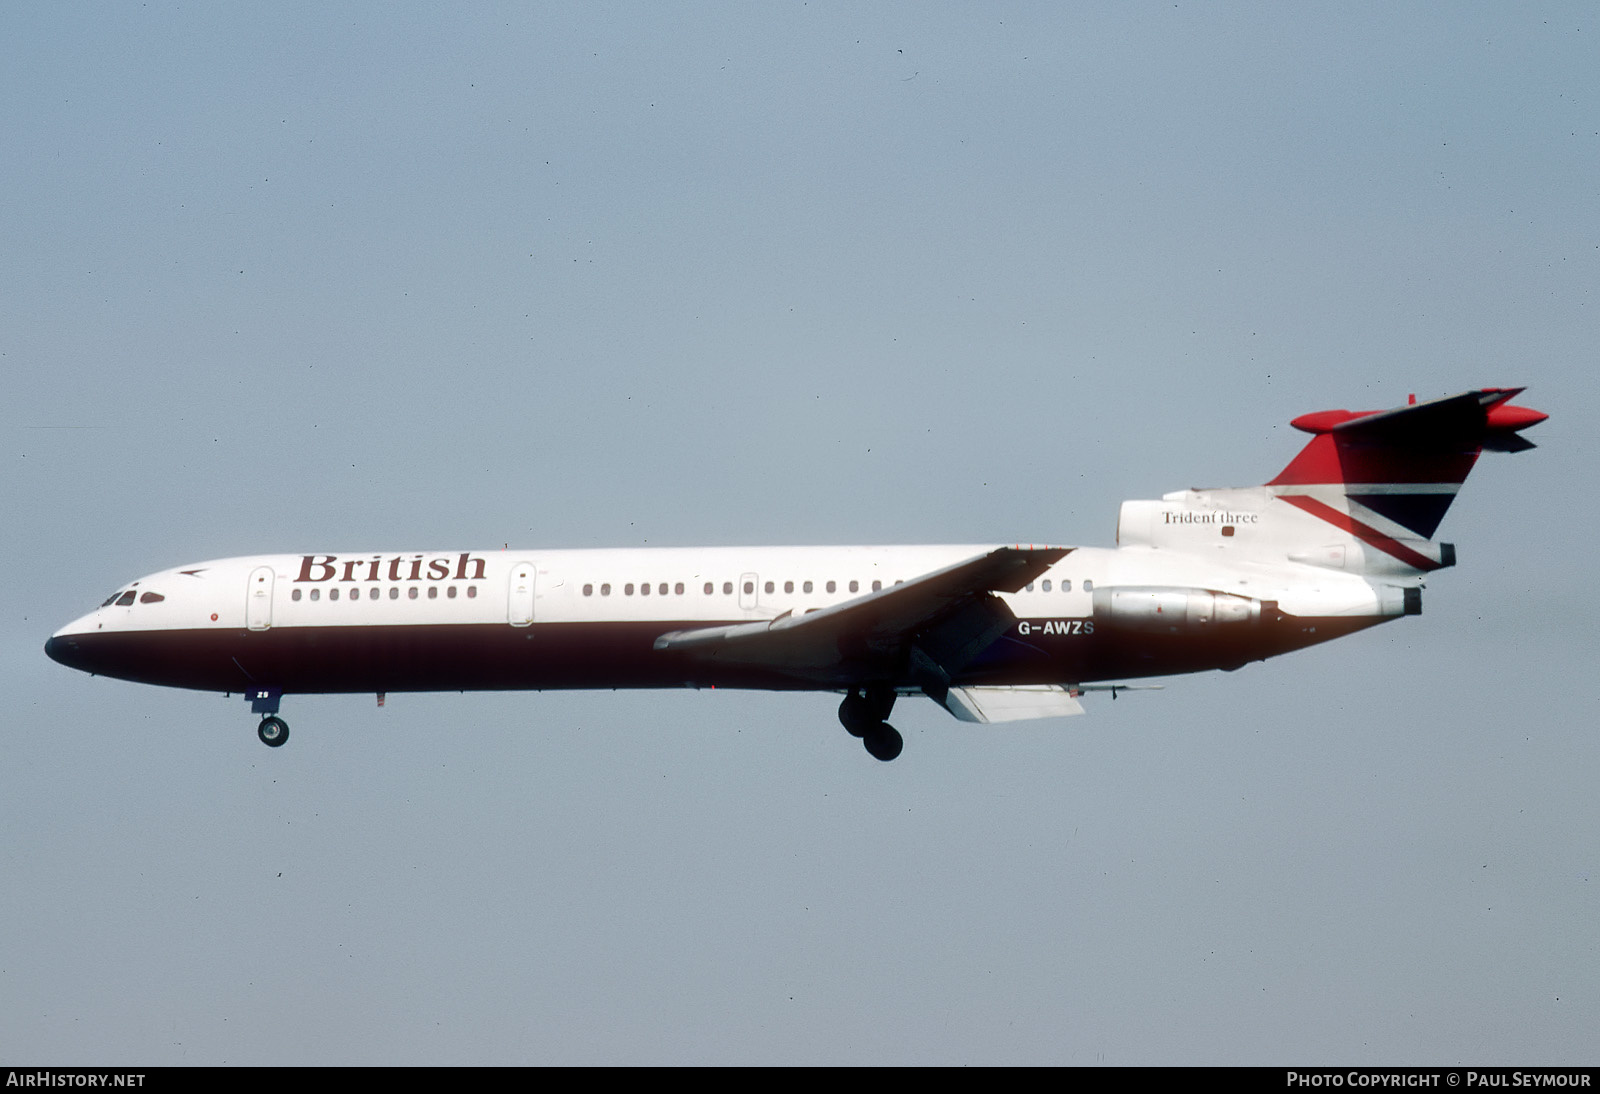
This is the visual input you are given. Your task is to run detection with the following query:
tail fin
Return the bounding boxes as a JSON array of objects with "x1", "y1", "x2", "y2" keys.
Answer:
[
  {"x1": 1265, "y1": 389, "x2": 1546, "y2": 571},
  {"x1": 1116, "y1": 388, "x2": 1546, "y2": 578},
  {"x1": 1269, "y1": 388, "x2": 1546, "y2": 539}
]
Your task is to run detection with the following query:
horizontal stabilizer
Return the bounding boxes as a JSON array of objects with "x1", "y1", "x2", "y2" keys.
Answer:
[
  {"x1": 1481, "y1": 430, "x2": 1538, "y2": 453},
  {"x1": 1287, "y1": 387, "x2": 1546, "y2": 448}
]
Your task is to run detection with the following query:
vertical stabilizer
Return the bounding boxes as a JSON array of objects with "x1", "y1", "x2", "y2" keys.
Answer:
[
  {"x1": 1268, "y1": 388, "x2": 1544, "y2": 539},
  {"x1": 1265, "y1": 388, "x2": 1545, "y2": 572},
  {"x1": 1117, "y1": 389, "x2": 1546, "y2": 578}
]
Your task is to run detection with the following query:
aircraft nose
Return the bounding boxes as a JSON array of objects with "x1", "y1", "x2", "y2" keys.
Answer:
[{"x1": 45, "y1": 633, "x2": 84, "y2": 670}]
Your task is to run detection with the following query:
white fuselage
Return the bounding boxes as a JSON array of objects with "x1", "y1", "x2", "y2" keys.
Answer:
[{"x1": 47, "y1": 541, "x2": 1397, "y2": 699}]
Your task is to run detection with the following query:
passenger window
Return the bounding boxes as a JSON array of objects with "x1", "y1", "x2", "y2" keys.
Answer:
[
  {"x1": 704, "y1": 582, "x2": 713, "y2": 595},
  {"x1": 675, "y1": 583, "x2": 684, "y2": 595},
  {"x1": 329, "y1": 588, "x2": 340, "y2": 601},
  {"x1": 583, "y1": 584, "x2": 594, "y2": 597},
  {"x1": 803, "y1": 581, "x2": 813, "y2": 594},
  {"x1": 625, "y1": 584, "x2": 635, "y2": 596},
  {"x1": 661, "y1": 583, "x2": 670, "y2": 596},
  {"x1": 744, "y1": 581, "x2": 754, "y2": 595},
  {"x1": 641, "y1": 582, "x2": 651, "y2": 596},
  {"x1": 1025, "y1": 582, "x2": 1035, "y2": 592},
  {"x1": 826, "y1": 581, "x2": 835, "y2": 594},
  {"x1": 291, "y1": 589, "x2": 302, "y2": 602},
  {"x1": 1083, "y1": 580, "x2": 1094, "y2": 591},
  {"x1": 1041, "y1": 580, "x2": 1051, "y2": 592},
  {"x1": 408, "y1": 587, "x2": 418, "y2": 599},
  {"x1": 849, "y1": 580, "x2": 859, "y2": 593},
  {"x1": 765, "y1": 581, "x2": 774, "y2": 594},
  {"x1": 784, "y1": 580, "x2": 794, "y2": 594},
  {"x1": 871, "y1": 580, "x2": 881, "y2": 592},
  {"x1": 310, "y1": 588, "x2": 321, "y2": 601},
  {"x1": 428, "y1": 587, "x2": 438, "y2": 599},
  {"x1": 601, "y1": 584, "x2": 611, "y2": 596},
  {"x1": 389, "y1": 587, "x2": 400, "y2": 599},
  {"x1": 1062, "y1": 580, "x2": 1071, "y2": 592},
  {"x1": 371, "y1": 587, "x2": 380, "y2": 600},
  {"x1": 467, "y1": 586, "x2": 477, "y2": 598},
  {"x1": 722, "y1": 582, "x2": 733, "y2": 595}
]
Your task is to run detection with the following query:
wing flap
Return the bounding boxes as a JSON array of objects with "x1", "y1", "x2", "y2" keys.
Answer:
[{"x1": 939, "y1": 685, "x2": 1087, "y2": 724}]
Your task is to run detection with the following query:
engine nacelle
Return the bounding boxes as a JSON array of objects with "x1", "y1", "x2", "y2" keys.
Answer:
[{"x1": 1091, "y1": 586, "x2": 1268, "y2": 634}]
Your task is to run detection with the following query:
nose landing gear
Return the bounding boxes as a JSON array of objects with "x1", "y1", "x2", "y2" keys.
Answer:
[
  {"x1": 247, "y1": 687, "x2": 289, "y2": 749},
  {"x1": 257, "y1": 716, "x2": 289, "y2": 747}
]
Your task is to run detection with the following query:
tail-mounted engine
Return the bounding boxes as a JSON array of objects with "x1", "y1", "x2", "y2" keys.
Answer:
[{"x1": 1091, "y1": 586, "x2": 1274, "y2": 634}]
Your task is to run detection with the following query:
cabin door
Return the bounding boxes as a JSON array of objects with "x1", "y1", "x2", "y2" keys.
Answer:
[
  {"x1": 738, "y1": 571, "x2": 760, "y2": 611},
  {"x1": 246, "y1": 566, "x2": 274, "y2": 631},
  {"x1": 508, "y1": 562, "x2": 536, "y2": 627}
]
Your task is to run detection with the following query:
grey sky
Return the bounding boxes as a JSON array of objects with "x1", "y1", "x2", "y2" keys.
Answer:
[{"x1": 4, "y1": 3, "x2": 1597, "y2": 1064}]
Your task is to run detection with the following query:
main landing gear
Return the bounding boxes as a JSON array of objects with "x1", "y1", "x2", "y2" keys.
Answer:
[{"x1": 839, "y1": 687, "x2": 903, "y2": 762}]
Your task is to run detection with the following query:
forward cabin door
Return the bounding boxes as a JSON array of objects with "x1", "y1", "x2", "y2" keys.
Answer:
[
  {"x1": 247, "y1": 566, "x2": 274, "y2": 631},
  {"x1": 738, "y1": 571, "x2": 759, "y2": 611},
  {"x1": 508, "y1": 562, "x2": 536, "y2": 627}
]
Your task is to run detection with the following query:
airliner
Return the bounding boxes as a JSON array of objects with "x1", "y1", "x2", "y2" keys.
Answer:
[{"x1": 44, "y1": 388, "x2": 1546, "y2": 761}]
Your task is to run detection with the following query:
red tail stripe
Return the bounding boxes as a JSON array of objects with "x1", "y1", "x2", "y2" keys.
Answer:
[{"x1": 1277, "y1": 494, "x2": 1444, "y2": 572}]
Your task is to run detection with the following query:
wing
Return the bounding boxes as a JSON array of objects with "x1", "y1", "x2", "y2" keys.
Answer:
[{"x1": 653, "y1": 545, "x2": 1071, "y2": 687}]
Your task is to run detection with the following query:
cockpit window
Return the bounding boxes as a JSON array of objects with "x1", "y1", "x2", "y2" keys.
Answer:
[
  {"x1": 102, "y1": 591, "x2": 125, "y2": 607},
  {"x1": 139, "y1": 591, "x2": 165, "y2": 604},
  {"x1": 114, "y1": 591, "x2": 137, "y2": 607}
]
